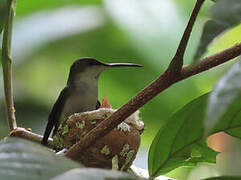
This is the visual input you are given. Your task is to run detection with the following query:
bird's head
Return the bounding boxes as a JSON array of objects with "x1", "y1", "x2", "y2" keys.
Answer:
[{"x1": 67, "y1": 57, "x2": 142, "y2": 86}]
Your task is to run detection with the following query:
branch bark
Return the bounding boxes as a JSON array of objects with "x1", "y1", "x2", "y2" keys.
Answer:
[
  {"x1": 1, "y1": 0, "x2": 17, "y2": 131},
  {"x1": 65, "y1": 43, "x2": 241, "y2": 159},
  {"x1": 10, "y1": 127, "x2": 54, "y2": 148}
]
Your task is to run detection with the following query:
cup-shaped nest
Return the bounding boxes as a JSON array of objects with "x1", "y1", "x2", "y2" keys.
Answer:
[{"x1": 53, "y1": 108, "x2": 144, "y2": 171}]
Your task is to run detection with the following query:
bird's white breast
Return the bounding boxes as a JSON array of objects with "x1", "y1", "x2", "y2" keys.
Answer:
[{"x1": 60, "y1": 81, "x2": 98, "y2": 123}]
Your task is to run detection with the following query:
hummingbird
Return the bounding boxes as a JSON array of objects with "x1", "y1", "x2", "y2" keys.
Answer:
[{"x1": 41, "y1": 57, "x2": 142, "y2": 145}]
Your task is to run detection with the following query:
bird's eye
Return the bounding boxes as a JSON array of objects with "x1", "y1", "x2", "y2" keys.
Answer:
[{"x1": 89, "y1": 61, "x2": 98, "y2": 66}]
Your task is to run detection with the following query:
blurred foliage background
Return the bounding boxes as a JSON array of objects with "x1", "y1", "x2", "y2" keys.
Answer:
[{"x1": 0, "y1": 0, "x2": 241, "y2": 179}]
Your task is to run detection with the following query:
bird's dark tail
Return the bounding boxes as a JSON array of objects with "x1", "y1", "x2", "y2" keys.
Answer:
[{"x1": 41, "y1": 119, "x2": 54, "y2": 145}]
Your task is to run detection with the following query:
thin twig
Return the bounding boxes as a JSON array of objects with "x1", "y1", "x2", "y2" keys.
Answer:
[
  {"x1": 168, "y1": 0, "x2": 205, "y2": 75},
  {"x1": 65, "y1": 43, "x2": 241, "y2": 159},
  {"x1": 1, "y1": 0, "x2": 17, "y2": 130},
  {"x1": 10, "y1": 127, "x2": 54, "y2": 148}
]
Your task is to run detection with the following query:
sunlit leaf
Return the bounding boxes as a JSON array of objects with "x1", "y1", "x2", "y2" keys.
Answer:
[
  {"x1": 148, "y1": 94, "x2": 218, "y2": 177},
  {"x1": 0, "y1": 138, "x2": 81, "y2": 180},
  {"x1": 11, "y1": 7, "x2": 105, "y2": 61},
  {"x1": 205, "y1": 59, "x2": 241, "y2": 135},
  {"x1": 193, "y1": 0, "x2": 241, "y2": 62},
  {"x1": 51, "y1": 168, "x2": 143, "y2": 180}
]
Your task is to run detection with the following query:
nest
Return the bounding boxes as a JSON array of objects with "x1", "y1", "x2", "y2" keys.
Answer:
[{"x1": 53, "y1": 108, "x2": 144, "y2": 171}]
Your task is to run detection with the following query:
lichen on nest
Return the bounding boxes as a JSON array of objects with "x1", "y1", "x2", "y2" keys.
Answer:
[{"x1": 53, "y1": 107, "x2": 144, "y2": 170}]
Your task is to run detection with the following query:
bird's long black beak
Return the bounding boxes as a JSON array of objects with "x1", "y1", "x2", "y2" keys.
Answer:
[{"x1": 104, "y1": 63, "x2": 143, "y2": 68}]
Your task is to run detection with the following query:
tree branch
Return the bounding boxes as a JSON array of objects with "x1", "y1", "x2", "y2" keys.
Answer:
[
  {"x1": 65, "y1": 43, "x2": 241, "y2": 159},
  {"x1": 1, "y1": 0, "x2": 17, "y2": 131},
  {"x1": 10, "y1": 127, "x2": 54, "y2": 148},
  {"x1": 168, "y1": 0, "x2": 205, "y2": 75}
]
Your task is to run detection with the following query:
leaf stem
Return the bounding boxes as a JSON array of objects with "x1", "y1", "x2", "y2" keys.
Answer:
[{"x1": 1, "y1": 0, "x2": 17, "y2": 131}]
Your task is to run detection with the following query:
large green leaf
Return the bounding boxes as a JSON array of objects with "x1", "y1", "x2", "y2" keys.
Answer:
[
  {"x1": 0, "y1": 138, "x2": 145, "y2": 180},
  {"x1": 193, "y1": 0, "x2": 241, "y2": 62},
  {"x1": 51, "y1": 168, "x2": 143, "y2": 180},
  {"x1": 205, "y1": 59, "x2": 241, "y2": 134},
  {"x1": 0, "y1": 138, "x2": 81, "y2": 180},
  {"x1": 148, "y1": 87, "x2": 241, "y2": 177},
  {"x1": 148, "y1": 94, "x2": 218, "y2": 177}
]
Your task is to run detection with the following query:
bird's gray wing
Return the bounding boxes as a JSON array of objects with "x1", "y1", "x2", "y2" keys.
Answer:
[{"x1": 42, "y1": 87, "x2": 70, "y2": 145}]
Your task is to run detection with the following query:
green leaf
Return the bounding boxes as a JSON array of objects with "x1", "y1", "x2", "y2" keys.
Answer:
[
  {"x1": 0, "y1": 138, "x2": 82, "y2": 180},
  {"x1": 0, "y1": 0, "x2": 7, "y2": 35},
  {"x1": 193, "y1": 0, "x2": 241, "y2": 62},
  {"x1": 148, "y1": 94, "x2": 218, "y2": 177},
  {"x1": 205, "y1": 59, "x2": 241, "y2": 135},
  {"x1": 51, "y1": 168, "x2": 143, "y2": 180},
  {"x1": 148, "y1": 78, "x2": 241, "y2": 177},
  {"x1": 202, "y1": 176, "x2": 241, "y2": 180}
]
